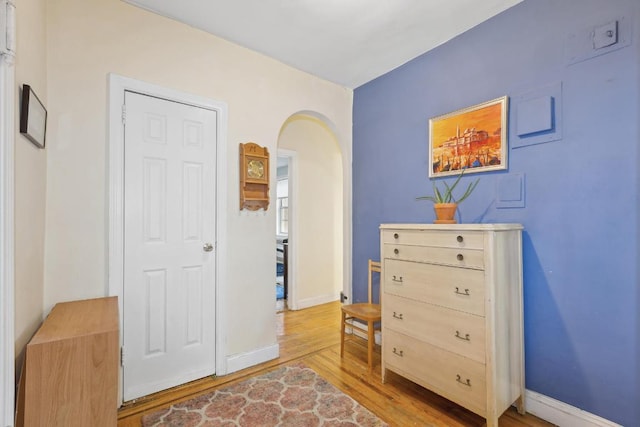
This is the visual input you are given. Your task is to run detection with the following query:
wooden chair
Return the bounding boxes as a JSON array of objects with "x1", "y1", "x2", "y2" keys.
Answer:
[{"x1": 340, "y1": 259, "x2": 382, "y2": 374}]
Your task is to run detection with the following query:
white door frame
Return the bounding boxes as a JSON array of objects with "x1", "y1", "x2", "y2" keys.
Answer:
[
  {"x1": 276, "y1": 149, "x2": 298, "y2": 310},
  {"x1": 107, "y1": 74, "x2": 229, "y2": 404},
  {"x1": 0, "y1": 41, "x2": 15, "y2": 427}
]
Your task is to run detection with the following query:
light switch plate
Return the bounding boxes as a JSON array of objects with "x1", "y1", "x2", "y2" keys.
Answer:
[{"x1": 593, "y1": 20, "x2": 618, "y2": 50}]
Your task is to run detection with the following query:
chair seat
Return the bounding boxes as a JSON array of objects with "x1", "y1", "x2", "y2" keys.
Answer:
[
  {"x1": 341, "y1": 259, "x2": 382, "y2": 374},
  {"x1": 341, "y1": 303, "x2": 381, "y2": 321}
]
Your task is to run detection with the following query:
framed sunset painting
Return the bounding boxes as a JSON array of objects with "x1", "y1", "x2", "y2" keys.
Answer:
[{"x1": 428, "y1": 96, "x2": 508, "y2": 178}]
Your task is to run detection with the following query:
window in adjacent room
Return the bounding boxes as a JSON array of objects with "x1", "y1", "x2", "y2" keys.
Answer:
[{"x1": 277, "y1": 196, "x2": 288, "y2": 235}]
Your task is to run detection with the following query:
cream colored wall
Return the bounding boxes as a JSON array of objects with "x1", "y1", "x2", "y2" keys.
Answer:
[
  {"x1": 278, "y1": 115, "x2": 343, "y2": 304},
  {"x1": 43, "y1": 0, "x2": 352, "y2": 358},
  {"x1": 14, "y1": 0, "x2": 47, "y2": 358}
]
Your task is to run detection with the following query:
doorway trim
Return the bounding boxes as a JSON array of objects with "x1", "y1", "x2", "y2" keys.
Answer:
[
  {"x1": 0, "y1": 45, "x2": 15, "y2": 427},
  {"x1": 276, "y1": 149, "x2": 298, "y2": 310},
  {"x1": 107, "y1": 74, "x2": 229, "y2": 403}
]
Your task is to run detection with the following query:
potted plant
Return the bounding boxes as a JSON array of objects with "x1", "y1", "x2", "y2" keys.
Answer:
[{"x1": 416, "y1": 169, "x2": 479, "y2": 224}]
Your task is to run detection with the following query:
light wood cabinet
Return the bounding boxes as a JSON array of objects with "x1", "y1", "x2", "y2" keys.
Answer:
[
  {"x1": 22, "y1": 297, "x2": 119, "y2": 426},
  {"x1": 380, "y1": 224, "x2": 524, "y2": 427}
]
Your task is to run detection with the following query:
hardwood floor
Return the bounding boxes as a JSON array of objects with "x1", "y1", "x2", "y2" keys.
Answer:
[{"x1": 118, "y1": 301, "x2": 553, "y2": 426}]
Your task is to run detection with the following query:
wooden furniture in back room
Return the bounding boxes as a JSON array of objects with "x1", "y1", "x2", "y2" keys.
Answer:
[
  {"x1": 380, "y1": 224, "x2": 524, "y2": 427},
  {"x1": 21, "y1": 296, "x2": 119, "y2": 427}
]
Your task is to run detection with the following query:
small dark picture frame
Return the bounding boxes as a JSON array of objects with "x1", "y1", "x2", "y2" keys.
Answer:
[{"x1": 20, "y1": 84, "x2": 47, "y2": 149}]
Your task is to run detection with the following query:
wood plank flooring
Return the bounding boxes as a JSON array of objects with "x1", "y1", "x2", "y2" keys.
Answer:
[{"x1": 118, "y1": 301, "x2": 554, "y2": 426}]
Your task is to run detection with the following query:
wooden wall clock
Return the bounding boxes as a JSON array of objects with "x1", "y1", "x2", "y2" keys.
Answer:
[{"x1": 239, "y1": 142, "x2": 270, "y2": 211}]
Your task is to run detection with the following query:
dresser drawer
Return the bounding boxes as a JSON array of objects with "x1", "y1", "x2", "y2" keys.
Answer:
[
  {"x1": 382, "y1": 229, "x2": 484, "y2": 249},
  {"x1": 384, "y1": 259, "x2": 485, "y2": 315},
  {"x1": 384, "y1": 243, "x2": 484, "y2": 269},
  {"x1": 384, "y1": 329, "x2": 486, "y2": 416},
  {"x1": 383, "y1": 294, "x2": 485, "y2": 363}
]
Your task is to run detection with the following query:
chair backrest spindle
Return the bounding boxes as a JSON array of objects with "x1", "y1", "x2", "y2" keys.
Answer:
[{"x1": 367, "y1": 259, "x2": 382, "y2": 304}]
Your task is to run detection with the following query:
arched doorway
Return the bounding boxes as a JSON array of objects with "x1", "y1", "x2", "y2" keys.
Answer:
[{"x1": 276, "y1": 113, "x2": 343, "y2": 310}]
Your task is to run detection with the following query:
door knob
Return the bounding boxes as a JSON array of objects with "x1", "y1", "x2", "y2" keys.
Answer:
[{"x1": 203, "y1": 243, "x2": 214, "y2": 252}]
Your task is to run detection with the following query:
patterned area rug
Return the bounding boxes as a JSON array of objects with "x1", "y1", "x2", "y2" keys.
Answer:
[{"x1": 141, "y1": 363, "x2": 387, "y2": 427}]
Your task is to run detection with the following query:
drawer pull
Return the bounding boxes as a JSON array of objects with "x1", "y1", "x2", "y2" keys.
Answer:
[
  {"x1": 392, "y1": 275, "x2": 403, "y2": 283},
  {"x1": 392, "y1": 347, "x2": 404, "y2": 357},
  {"x1": 456, "y1": 253, "x2": 464, "y2": 261},
  {"x1": 457, "y1": 235, "x2": 464, "y2": 243},
  {"x1": 454, "y1": 287, "x2": 470, "y2": 296},
  {"x1": 394, "y1": 248, "x2": 399, "y2": 255},
  {"x1": 456, "y1": 374, "x2": 471, "y2": 387},
  {"x1": 455, "y1": 331, "x2": 470, "y2": 341},
  {"x1": 393, "y1": 233, "x2": 399, "y2": 239},
  {"x1": 392, "y1": 312, "x2": 404, "y2": 320}
]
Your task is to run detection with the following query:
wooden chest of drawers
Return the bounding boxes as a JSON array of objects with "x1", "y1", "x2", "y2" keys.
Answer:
[{"x1": 380, "y1": 224, "x2": 524, "y2": 427}]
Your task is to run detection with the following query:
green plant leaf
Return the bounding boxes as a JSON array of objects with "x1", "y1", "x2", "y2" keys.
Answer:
[
  {"x1": 455, "y1": 178, "x2": 480, "y2": 203},
  {"x1": 442, "y1": 181, "x2": 452, "y2": 202},
  {"x1": 417, "y1": 168, "x2": 480, "y2": 206},
  {"x1": 433, "y1": 182, "x2": 444, "y2": 203}
]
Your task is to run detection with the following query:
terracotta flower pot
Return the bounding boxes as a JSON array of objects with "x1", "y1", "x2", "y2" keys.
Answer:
[{"x1": 433, "y1": 203, "x2": 458, "y2": 224}]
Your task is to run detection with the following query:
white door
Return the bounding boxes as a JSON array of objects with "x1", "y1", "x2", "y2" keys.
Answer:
[{"x1": 122, "y1": 91, "x2": 217, "y2": 401}]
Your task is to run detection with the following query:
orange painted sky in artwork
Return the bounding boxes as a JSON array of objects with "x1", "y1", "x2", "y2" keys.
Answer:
[{"x1": 431, "y1": 102, "x2": 503, "y2": 148}]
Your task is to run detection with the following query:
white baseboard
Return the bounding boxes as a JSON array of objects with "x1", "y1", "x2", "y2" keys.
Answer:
[
  {"x1": 346, "y1": 319, "x2": 381, "y2": 345},
  {"x1": 225, "y1": 343, "x2": 279, "y2": 374},
  {"x1": 296, "y1": 293, "x2": 340, "y2": 310},
  {"x1": 525, "y1": 390, "x2": 622, "y2": 427}
]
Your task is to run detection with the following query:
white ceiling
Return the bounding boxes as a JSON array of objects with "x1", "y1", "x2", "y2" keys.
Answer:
[{"x1": 125, "y1": 0, "x2": 522, "y2": 89}]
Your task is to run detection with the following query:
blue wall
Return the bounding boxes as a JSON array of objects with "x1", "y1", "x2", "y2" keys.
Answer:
[{"x1": 352, "y1": 1, "x2": 639, "y2": 425}]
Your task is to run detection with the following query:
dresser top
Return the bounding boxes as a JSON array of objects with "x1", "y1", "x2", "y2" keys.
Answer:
[{"x1": 380, "y1": 223, "x2": 523, "y2": 231}]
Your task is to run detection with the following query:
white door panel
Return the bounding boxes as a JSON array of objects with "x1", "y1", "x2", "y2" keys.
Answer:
[{"x1": 123, "y1": 91, "x2": 217, "y2": 401}]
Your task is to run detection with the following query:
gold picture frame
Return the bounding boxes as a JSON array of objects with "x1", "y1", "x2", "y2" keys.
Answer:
[{"x1": 429, "y1": 96, "x2": 508, "y2": 178}]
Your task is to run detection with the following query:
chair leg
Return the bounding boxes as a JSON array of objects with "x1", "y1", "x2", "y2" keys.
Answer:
[
  {"x1": 340, "y1": 312, "x2": 346, "y2": 357},
  {"x1": 367, "y1": 320, "x2": 375, "y2": 374}
]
